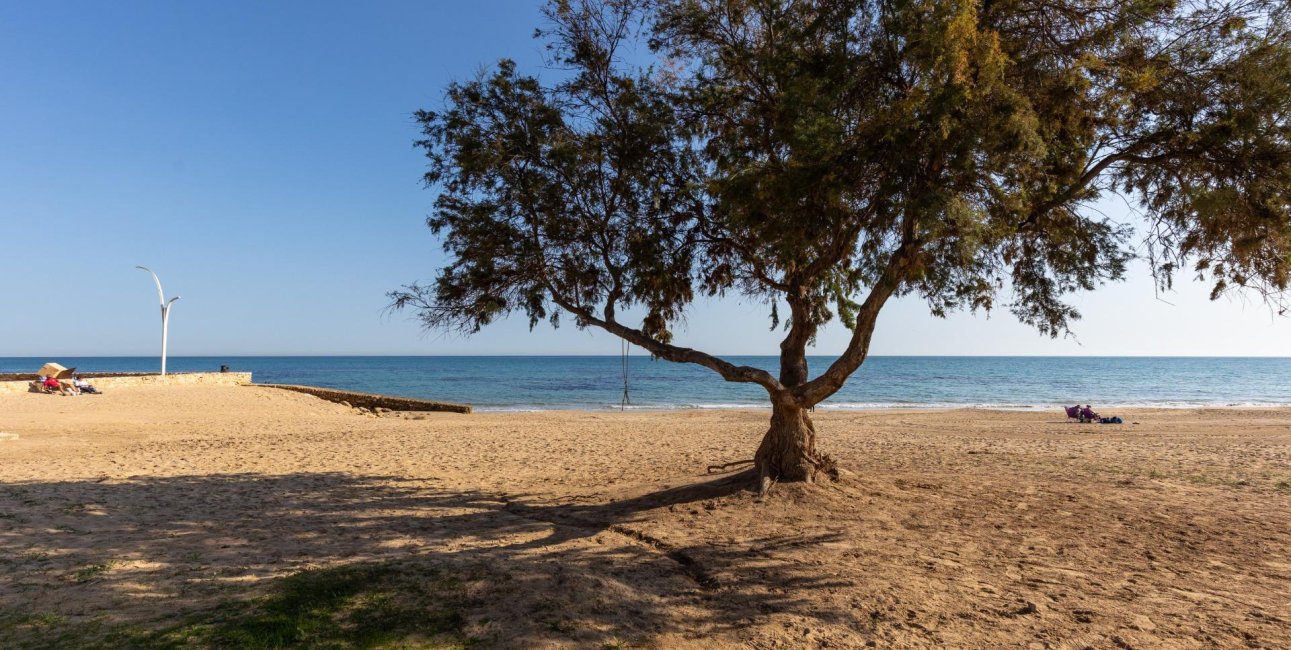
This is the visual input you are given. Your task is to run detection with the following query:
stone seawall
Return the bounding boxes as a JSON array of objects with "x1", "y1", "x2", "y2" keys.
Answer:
[
  {"x1": 0, "y1": 372, "x2": 153, "y2": 382},
  {"x1": 0, "y1": 372, "x2": 252, "y2": 396},
  {"x1": 257, "y1": 384, "x2": 472, "y2": 414}
]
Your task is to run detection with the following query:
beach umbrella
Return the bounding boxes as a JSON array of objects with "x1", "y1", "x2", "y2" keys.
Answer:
[{"x1": 37, "y1": 363, "x2": 75, "y2": 379}]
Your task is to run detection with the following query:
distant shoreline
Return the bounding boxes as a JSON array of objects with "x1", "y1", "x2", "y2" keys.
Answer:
[
  {"x1": 469, "y1": 403, "x2": 1291, "y2": 413},
  {"x1": 5, "y1": 356, "x2": 1289, "y2": 412}
]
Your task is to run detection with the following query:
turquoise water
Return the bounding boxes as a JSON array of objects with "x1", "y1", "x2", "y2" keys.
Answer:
[{"x1": 3, "y1": 356, "x2": 1289, "y2": 411}]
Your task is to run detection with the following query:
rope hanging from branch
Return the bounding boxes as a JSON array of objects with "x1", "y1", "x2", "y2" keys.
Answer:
[{"x1": 620, "y1": 339, "x2": 630, "y2": 411}]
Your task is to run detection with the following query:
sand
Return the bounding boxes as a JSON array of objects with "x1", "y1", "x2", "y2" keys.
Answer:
[{"x1": 1, "y1": 383, "x2": 1288, "y2": 648}]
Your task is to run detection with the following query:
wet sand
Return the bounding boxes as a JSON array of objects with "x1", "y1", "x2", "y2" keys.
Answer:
[{"x1": 1, "y1": 384, "x2": 1288, "y2": 647}]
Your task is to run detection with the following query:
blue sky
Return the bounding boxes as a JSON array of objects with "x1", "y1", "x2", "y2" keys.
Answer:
[{"x1": 2, "y1": 1, "x2": 1288, "y2": 357}]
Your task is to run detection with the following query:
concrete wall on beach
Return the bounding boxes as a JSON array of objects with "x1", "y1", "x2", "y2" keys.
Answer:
[
  {"x1": 0, "y1": 372, "x2": 252, "y2": 396},
  {"x1": 0, "y1": 372, "x2": 154, "y2": 382},
  {"x1": 257, "y1": 384, "x2": 472, "y2": 414}
]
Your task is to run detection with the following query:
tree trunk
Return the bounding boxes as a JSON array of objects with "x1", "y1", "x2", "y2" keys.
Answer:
[{"x1": 754, "y1": 402, "x2": 829, "y2": 487}]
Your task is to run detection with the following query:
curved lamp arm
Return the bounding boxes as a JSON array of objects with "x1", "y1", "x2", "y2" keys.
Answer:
[{"x1": 136, "y1": 266, "x2": 166, "y2": 306}]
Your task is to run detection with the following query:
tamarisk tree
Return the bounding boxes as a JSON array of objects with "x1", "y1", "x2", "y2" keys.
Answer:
[{"x1": 393, "y1": 0, "x2": 1291, "y2": 487}]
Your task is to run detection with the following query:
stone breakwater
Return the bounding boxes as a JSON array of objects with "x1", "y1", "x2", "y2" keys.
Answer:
[
  {"x1": 0, "y1": 372, "x2": 252, "y2": 395},
  {"x1": 257, "y1": 384, "x2": 472, "y2": 414}
]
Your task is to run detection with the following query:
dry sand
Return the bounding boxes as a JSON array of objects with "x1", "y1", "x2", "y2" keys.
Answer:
[{"x1": 1, "y1": 383, "x2": 1288, "y2": 648}]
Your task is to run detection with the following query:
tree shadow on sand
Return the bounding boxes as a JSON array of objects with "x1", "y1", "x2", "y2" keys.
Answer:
[{"x1": 0, "y1": 471, "x2": 863, "y2": 647}]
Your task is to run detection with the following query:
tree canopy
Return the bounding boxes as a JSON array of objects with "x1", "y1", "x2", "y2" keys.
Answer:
[{"x1": 394, "y1": 0, "x2": 1291, "y2": 483}]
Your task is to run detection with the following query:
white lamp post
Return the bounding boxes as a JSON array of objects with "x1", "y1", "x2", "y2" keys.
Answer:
[{"x1": 136, "y1": 266, "x2": 180, "y2": 376}]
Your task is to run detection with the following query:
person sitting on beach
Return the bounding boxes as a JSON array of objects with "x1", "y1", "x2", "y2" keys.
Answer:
[
  {"x1": 42, "y1": 375, "x2": 79, "y2": 396},
  {"x1": 1079, "y1": 404, "x2": 1099, "y2": 422},
  {"x1": 72, "y1": 376, "x2": 100, "y2": 394}
]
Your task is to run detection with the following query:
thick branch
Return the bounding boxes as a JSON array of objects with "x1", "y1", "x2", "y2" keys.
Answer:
[
  {"x1": 793, "y1": 237, "x2": 919, "y2": 406},
  {"x1": 777, "y1": 216, "x2": 869, "y2": 388},
  {"x1": 549, "y1": 292, "x2": 785, "y2": 394},
  {"x1": 778, "y1": 291, "x2": 814, "y2": 387}
]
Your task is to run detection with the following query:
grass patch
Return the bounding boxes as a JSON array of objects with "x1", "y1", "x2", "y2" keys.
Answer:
[
  {"x1": 1, "y1": 560, "x2": 472, "y2": 649},
  {"x1": 187, "y1": 561, "x2": 467, "y2": 649},
  {"x1": 3, "y1": 612, "x2": 67, "y2": 628},
  {"x1": 70, "y1": 561, "x2": 117, "y2": 583}
]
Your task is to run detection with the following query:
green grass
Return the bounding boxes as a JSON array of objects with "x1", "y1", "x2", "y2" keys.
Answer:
[
  {"x1": 0, "y1": 560, "x2": 472, "y2": 650},
  {"x1": 192, "y1": 562, "x2": 467, "y2": 649},
  {"x1": 11, "y1": 612, "x2": 67, "y2": 627},
  {"x1": 70, "y1": 561, "x2": 117, "y2": 584}
]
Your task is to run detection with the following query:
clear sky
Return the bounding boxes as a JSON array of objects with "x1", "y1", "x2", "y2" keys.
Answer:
[{"x1": 2, "y1": 1, "x2": 1288, "y2": 358}]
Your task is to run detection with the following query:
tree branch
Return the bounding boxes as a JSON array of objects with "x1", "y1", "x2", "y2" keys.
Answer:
[
  {"x1": 793, "y1": 226, "x2": 920, "y2": 406},
  {"x1": 549, "y1": 292, "x2": 786, "y2": 393}
]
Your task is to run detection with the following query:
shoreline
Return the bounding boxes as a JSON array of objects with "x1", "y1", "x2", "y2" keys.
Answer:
[
  {"x1": 465, "y1": 401, "x2": 1291, "y2": 413},
  {"x1": 8, "y1": 372, "x2": 1287, "y2": 413},
  {"x1": 26, "y1": 379, "x2": 1291, "y2": 413},
  {"x1": 6, "y1": 356, "x2": 1290, "y2": 414}
]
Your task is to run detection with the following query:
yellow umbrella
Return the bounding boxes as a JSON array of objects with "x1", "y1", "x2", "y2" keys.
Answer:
[{"x1": 37, "y1": 363, "x2": 75, "y2": 379}]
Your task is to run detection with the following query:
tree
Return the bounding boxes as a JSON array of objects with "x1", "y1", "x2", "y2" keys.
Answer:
[{"x1": 393, "y1": 0, "x2": 1291, "y2": 490}]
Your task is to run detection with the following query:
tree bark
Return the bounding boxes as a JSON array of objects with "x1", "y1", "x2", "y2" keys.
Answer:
[
  {"x1": 779, "y1": 294, "x2": 812, "y2": 387},
  {"x1": 754, "y1": 401, "x2": 828, "y2": 486}
]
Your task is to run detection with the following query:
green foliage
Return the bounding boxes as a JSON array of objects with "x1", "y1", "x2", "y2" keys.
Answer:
[{"x1": 394, "y1": 0, "x2": 1291, "y2": 402}]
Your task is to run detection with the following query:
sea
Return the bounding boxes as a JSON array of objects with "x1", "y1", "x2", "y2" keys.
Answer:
[{"x1": 3, "y1": 356, "x2": 1289, "y2": 412}]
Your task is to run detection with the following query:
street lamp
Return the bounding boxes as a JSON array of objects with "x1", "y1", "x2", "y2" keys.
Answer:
[{"x1": 136, "y1": 266, "x2": 180, "y2": 376}]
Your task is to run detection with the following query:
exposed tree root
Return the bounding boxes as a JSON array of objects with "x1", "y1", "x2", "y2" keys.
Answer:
[
  {"x1": 757, "y1": 468, "x2": 776, "y2": 500},
  {"x1": 752, "y1": 404, "x2": 844, "y2": 492},
  {"x1": 755, "y1": 452, "x2": 840, "y2": 498},
  {"x1": 816, "y1": 452, "x2": 841, "y2": 481}
]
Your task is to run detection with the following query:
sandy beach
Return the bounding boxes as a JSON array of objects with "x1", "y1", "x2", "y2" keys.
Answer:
[{"x1": 1, "y1": 383, "x2": 1288, "y2": 648}]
